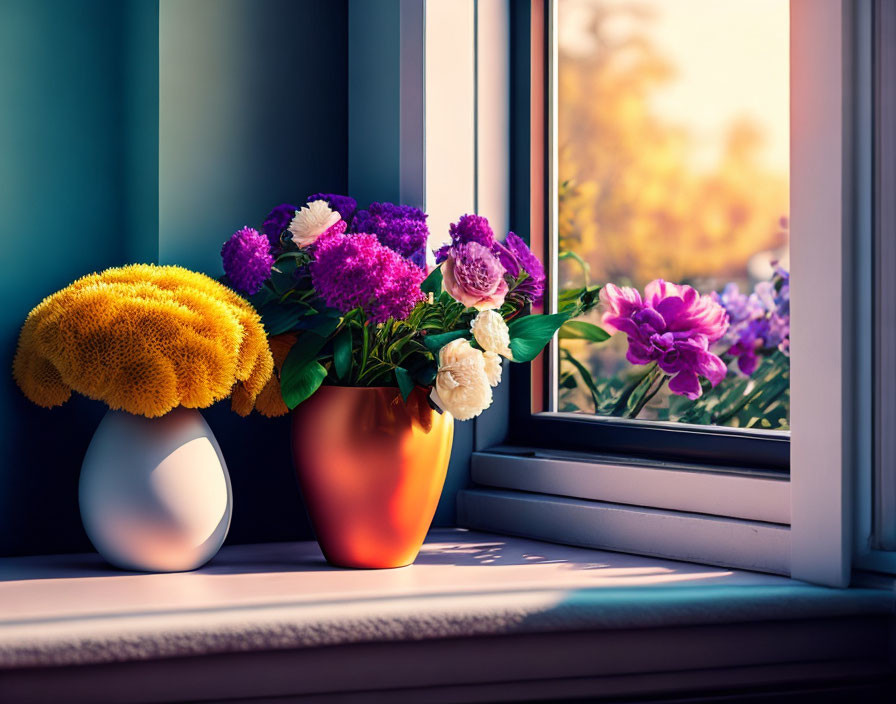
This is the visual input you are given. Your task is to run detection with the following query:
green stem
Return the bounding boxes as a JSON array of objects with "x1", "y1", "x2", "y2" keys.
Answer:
[
  {"x1": 558, "y1": 250, "x2": 591, "y2": 286},
  {"x1": 628, "y1": 373, "x2": 670, "y2": 419},
  {"x1": 611, "y1": 363, "x2": 658, "y2": 416}
]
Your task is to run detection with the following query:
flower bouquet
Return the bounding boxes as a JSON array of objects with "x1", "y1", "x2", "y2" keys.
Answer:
[
  {"x1": 12, "y1": 265, "x2": 273, "y2": 571},
  {"x1": 220, "y1": 195, "x2": 594, "y2": 567}
]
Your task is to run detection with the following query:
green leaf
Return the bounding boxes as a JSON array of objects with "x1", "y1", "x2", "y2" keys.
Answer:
[
  {"x1": 507, "y1": 312, "x2": 570, "y2": 362},
  {"x1": 413, "y1": 362, "x2": 438, "y2": 387},
  {"x1": 333, "y1": 327, "x2": 352, "y2": 381},
  {"x1": 303, "y1": 314, "x2": 341, "y2": 338},
  {"x1": 558, "y1": 320, "x2": 611, "y2": 342},
  {"x1": 275, "y1": 250, "x2": 310, "y2": 264},
  {"x1": 423, "y1": 329, "x2": 470, "y2": 353},
  {"x1": 269, "y1": 262, "x2": 299, "y2": 295},
  {"x1": 395, "y1": 367, "x2": 415, "y2": 402},
  {"x1": 421, "y1": 267, "x2": 443, "y2": 295},
  {"x1": 262, "y1": 304, "x2": 311, "y2": 336},
  {"x1": 560, "y1": 349, "x2": 600, "y2": 412},
  {"x1": 557, "y1": 285, "x2": 602, "y2": 315},
  {"x1": 280, "y1": 358, "x2": 328, "y2": 409},
  {"x1": 283, "y1": 331, "x2": 328, "y2": 371}
]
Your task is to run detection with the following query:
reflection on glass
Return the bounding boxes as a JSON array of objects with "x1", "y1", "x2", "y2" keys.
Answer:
[{"x1": 557, "y1": 0, "x2": 790, "y2": 430}]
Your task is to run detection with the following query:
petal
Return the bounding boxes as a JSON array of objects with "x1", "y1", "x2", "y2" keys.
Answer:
[
  {"x1": 612, "y1": 317, "x2": 645, "y2": 340},
  {"x1": 633, "y1": 306, "x2": 666, "y2": 332},
  {"x1": 644, "y1": 279, "x2": 682, "y2": 307},
  {"x1": 737, "y1": 350, "x2": 758, "y2": 376},
  {"x1": 626, "y1": 340, "x2": 656, "y2": 365},
  {"x1": 654, "y1": 296, "x2": 685, "y2": 327},
  {"x1": 696, "y1": 350, "x2": 728, "y2": 385},
  {"x1": 668, "y1": 371, "x2": 702, "y2": 399},
  {"x1": 600, "y1": 283, "x2": 642, "y2": 318}
]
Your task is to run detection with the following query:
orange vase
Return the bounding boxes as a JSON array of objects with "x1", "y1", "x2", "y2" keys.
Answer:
[{"x1": 291, "y1": 385, "x2": 454, "y2": 568}]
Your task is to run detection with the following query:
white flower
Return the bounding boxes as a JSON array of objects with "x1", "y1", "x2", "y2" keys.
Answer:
[
  {"x1": 471, "y1": 309, "x2": 513, "y2": 358},
  {"x1": 431, "y1": 338, "x2": 493, "y2": 420},
  {"x1": 483, "y1": 351, "x2": 502, "y2": 387},
  {"x1": 288, "y1": 200, "x2": 340, "y2": 248}
]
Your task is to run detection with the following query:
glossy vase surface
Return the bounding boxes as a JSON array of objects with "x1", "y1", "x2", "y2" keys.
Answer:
[
  {"x1": 291, "y1": 386, "x2": 454, "y2": 568},
  {"x1": 79, "y1": 408, "x2": 232, "y2": 572}
]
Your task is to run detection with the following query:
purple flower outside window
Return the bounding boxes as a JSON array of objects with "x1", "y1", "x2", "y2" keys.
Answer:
[
  {"x1": 712, "y1": 267, "x2": 790, "y2": 375},
  {"x1": 600, "y1": 280, "x2": 730, "y2": 400}
]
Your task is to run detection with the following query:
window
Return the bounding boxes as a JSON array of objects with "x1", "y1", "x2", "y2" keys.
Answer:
[
  {"x1": 556, "y1": 0, "x2": 791, "y2": 433},
  {"x1": 460, "y1": 0, "x2": 884, "y2": 586},
  {"x1": 507, "y1": 0, "x2": 789, "y2": 471}
]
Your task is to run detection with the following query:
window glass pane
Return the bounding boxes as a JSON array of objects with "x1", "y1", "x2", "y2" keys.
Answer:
[{"x1": 557, "y1": 0, "x2": 790, "y2": 430}]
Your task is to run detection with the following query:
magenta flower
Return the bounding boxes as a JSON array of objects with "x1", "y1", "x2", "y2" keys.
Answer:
[
  {"x1": 311, "y1": 233, "x2": 424, "y2": 324},
  {"x1": 600, "y1": 280, "x2": 729, "y2": 399},
  {"x1": 442, "y1": 242, "x2": 508, "y2": 310},
  {"x1": 221, "y1": 226, "x2": 275, "y2": 295}
]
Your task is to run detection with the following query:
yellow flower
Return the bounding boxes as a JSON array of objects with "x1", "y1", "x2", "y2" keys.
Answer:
[
  {"x1": 13, "y1": 264, "x2": 273, "y2": 418},
  {"x1": 239, "y1": 332, "x2": 296, "y2": 418}
]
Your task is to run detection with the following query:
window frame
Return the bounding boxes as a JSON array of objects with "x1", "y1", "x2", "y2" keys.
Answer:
[
  {"x1": 461, "y1": 0, "x2": 868, "y2": 587},
  {"x1": 854, "y1": 0, "x2": 896, "y2": 576}
]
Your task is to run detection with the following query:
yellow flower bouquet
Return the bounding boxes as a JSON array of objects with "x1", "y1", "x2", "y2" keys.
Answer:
[
  {"x1": 12, "y1": 264, "x2": 274, "y2": 572},
  {"x1": 14, "y1": 263, "x2": 272, "y2": 417}
]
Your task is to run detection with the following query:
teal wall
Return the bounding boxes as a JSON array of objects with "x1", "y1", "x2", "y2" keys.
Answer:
[
  {"x1": 0, "y1": 0, "x2": 349, "y2": 556},
  {"x1": 156, "y1": 0, "x2": 349, "y2": 548},
  {"x1": 0, "y1": 0, "x2": 156, "y2": 556},
  {"x1": 0, "y1": 0, "x2": 471, "y2": 557}
]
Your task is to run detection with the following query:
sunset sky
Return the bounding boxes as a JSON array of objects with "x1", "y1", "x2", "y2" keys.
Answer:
[{"x1": 559, "y1": 0, "x2": 790, "y2": 174}]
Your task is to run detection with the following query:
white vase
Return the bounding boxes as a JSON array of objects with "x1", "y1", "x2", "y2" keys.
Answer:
[{"x1": 79, "y1": 408, "x2": 232, "y2": 572}]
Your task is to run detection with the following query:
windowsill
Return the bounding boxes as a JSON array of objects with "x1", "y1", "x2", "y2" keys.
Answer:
[{"x1": 1, "y1": 529, "x2": 893, "y2": 703}]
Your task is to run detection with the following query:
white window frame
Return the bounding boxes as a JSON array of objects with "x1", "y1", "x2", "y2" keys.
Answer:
[{"x1": 349, "y1": 0, "x2": 883, "y2": 587}]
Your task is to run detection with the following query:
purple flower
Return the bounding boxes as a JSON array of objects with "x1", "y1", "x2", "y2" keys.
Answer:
[
  {"x1": 712, "y1": 283, "x2": 759, "y2": 326},
  {"x1": 261, "y1": 203, "x2": 298, "y2": 248},
  {"x1": 221, "y1": 226, "x2": 275, "y2": 295},
  {"x1": 436, "y1": 214, "x2": 497, "y2": 263},
  {"x1": 713, "y1": 267, "x2": 790, "y2": 374},
  {"x1": 311, "y1": 233, "x2": 425, "y2": 324},
  {"x1": 442, "y1": 242, "x2": 508, "y2": 310},
  {"x1": 307, "y1": 193, "x2": 357, "y2": 222},
  {"x1": 449, "y1": 214, "x2": 495, "y2": 248},
  {"x1": 352, "y1": 202, "x2": 430, "y2": 262},
  {"x1": 495, "y1": 232, "x2": 546, "y2": 304},
  {"x1": 600, "y1": 280, "x2": 729, "y2": 400}
]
